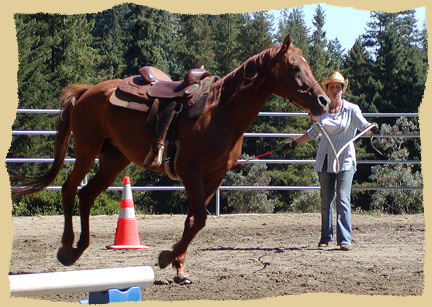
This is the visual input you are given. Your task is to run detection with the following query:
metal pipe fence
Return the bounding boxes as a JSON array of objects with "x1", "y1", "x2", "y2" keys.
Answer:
[{"x1": 9, "y1": 110, "x2": 422, "y2": 215}]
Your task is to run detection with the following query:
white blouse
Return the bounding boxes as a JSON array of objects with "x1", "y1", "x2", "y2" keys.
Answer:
[{"x1": 307, "y1": 100, "x2": 372, "y2": 173}]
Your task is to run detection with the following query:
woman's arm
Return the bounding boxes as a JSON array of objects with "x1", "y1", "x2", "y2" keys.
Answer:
[
  {"x1": 294, "y1": 133, "x2": 312, "y2": 144},
  {"x1": 282, "y1": 133, "x2": 312, "y2": 151}
]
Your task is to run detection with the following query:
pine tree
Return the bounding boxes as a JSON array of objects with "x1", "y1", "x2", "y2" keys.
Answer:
[
  {"x1": 11, "y1": 13, "x2": 101, "y2": 214},
  {"x1": 354, "y1": 10, "x2": 425, "y2": 211},
  {"x1": 12, "y1": 14, "x2": 61, "y2": 165},
  {"x1": 276, "y1": 8, "x2": 310, "y2": 59},
  {"x1": 208, "y1": 13, "x2": 243, "y2": 76},
  {"x1": 92, "y1": 7, "x2": 127, "y2": 79},
  {"x1": 308, "y1": 5, "x2": 328, "y2": 81},
  {"x1": 236, "y1": 12, "x2": 274, "y2": 61},
  {"x1": 57, "y1": 15, "x2": 100, "y2": 85},
  {"x1": 362, "y1": 10, "x2": 426, "y2": 114},
  {"x1": 326, "y1": 38, "x2": 344, "y2": 70},
  {"x1": 123, "y1": 4, "x2": 173, "y2": 75},
  {"x1": 342, "y1": 37, "x2": 377, "y2": 112},
  {"x1": 175, "y1": 14, "x2": 215, "y2": 76},
  {"x1": 11, "y1": 13, "x2": 100, "y2": 160}
]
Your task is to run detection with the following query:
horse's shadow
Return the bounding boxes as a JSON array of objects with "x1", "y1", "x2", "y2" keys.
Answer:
[{"x1": 199, "y1": 246, "x2": 340, "y2": 253}]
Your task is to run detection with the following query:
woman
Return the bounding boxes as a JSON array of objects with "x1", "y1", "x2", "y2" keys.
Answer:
[{"x1": 283, "y1": 71, "x2": 378, "y2": 251}]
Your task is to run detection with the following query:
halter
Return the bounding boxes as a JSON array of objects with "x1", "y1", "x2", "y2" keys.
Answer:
[{"x1": 297, "y1": 80, "x2": 319, "y2": 94}]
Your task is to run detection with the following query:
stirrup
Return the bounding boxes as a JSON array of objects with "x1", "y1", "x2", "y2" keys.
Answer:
[{"x1": 144, "y1": 143, "x2": 165, "y2": 169}]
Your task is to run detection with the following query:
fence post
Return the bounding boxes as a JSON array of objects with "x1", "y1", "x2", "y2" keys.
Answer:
[{"x1": 216, "y1": 189, "x2": 220, "y2": 216}]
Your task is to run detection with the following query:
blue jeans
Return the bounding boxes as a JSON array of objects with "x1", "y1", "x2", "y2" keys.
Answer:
[{"x1": 318, "y1": 160, "x2": 355, "y2": 246}]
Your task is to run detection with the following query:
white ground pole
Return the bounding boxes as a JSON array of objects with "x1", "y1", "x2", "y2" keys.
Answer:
[{"x1": 9, "y1": 266, "x2": 154, "y2": 297}]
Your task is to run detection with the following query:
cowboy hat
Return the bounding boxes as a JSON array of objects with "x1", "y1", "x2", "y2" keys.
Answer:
[{"x1": 321, "y1": 71, "x2": 349, "y2": 93}]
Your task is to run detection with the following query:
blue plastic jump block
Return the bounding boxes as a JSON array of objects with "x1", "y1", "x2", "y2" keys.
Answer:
[{"x1": 80, "y1": 286, "x2": 142, "y2": 304}]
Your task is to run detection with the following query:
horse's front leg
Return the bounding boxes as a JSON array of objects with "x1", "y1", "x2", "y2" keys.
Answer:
[
  {"x1": 158, "y1": 171, "x2": 209, "y2": 284},
  {"x1": 160, "y1": 210, "x2": 206, "y2": 284},
  {"x1": 159, "y1": 172, "x2": 223, "y2": 284}
]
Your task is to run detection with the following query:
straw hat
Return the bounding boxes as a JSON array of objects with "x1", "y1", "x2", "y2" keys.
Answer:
[{"x1": 321, "y1": 71, "x2": 349, "y2": 93}]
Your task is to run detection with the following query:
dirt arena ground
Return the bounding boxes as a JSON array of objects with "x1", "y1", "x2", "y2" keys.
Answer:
[{"x1": 8, "y1": 213, "x2": 424, "y2": 302}]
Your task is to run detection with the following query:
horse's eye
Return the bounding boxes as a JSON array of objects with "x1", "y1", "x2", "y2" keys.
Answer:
[{"x1": 292, "y1": 65, "x2": 301, "y2": 73}]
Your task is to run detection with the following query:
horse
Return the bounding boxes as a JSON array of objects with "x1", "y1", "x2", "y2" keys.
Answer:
[{"x1": 11, "y1": 34, "x2": 329, "y2": 284}]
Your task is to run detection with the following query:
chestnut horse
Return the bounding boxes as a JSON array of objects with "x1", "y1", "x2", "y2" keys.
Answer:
[{"x1": 12, "y1": 35, "x2": 329, "y2": 284}]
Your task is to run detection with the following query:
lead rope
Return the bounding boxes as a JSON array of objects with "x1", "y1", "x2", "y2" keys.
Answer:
[
  {"x1": 206, "y1": 208, "x2": 254, "y2": 239},
  {"x1": 234, "y1": 149, "x2": 281, "y2": 166},
  {"x1": 310, "y1": 114, "x2": 377, "y2": 173}
]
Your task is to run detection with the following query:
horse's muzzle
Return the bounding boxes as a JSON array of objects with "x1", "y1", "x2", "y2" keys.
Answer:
[{"x1": 310, "y1": 95, "x2": 330, "y2": 116}]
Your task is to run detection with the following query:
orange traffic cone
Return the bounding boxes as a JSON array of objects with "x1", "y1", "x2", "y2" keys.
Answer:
[{"x1": 107, "y1": 177, "x2": 148, "y2": 250}]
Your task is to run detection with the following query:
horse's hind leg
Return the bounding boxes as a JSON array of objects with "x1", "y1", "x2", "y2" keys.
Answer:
[
  {"x1": 57, "y1": 151, "x2": 99, "y2": 266},
  {"x1": 72, "y1": 143, "x2": 130, "y2": 263}
]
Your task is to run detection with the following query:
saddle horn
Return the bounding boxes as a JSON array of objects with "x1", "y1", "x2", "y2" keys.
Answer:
[{"x1": 200, "y1": 57, "x2": 209, "y2": 69}]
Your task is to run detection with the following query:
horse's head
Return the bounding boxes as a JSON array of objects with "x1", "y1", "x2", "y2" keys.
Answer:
[{"x1": 271, "y1": 35, "x2": 329, "y2": 116}]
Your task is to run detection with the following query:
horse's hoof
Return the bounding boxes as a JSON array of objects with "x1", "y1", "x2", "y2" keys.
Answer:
[
  {"x1": 158, "y1": 250, "x2": 173, "y2": 269},
  {"x1": 57, "y1": 247, "x2": 75, "y2": 266},
  {"x1": 174, "y1": 275, "x2": 192, "y2": 285}
]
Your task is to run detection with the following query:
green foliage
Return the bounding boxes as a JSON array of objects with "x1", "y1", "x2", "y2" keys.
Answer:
[
  {"x1": 12, "y1": 191, "x2": 63, "y2": 216},
  {"x1": 362, "y1": 10, "x2": 427, "y2": 114},
  {"x1": 308, "y1": 5, "x2": 329, "y2": 81},
  {"x1": 276, "y1": 8, "x2": 310, "y2": 59},
  {"x1": 90, "y1": 194, "x2": 123, "y2": 215},
  {"x1": 9, "y1": 4, "x2": 426, "y2": 216},
  {"x1": 208, "y1": 13, "x2": 244, "y2": 76},
  {"x1": 91, "y1": 9, "x2": 127, "y2": 79},
  {"x1": 236, "y1": 12, "x2": 274, "y2": 60},
  {"x1": 222, "y1": 155, "x2": 276, "y2": 213},
  {"x1": 369, "y1": 118, "x2": 423, "y2": 214}
]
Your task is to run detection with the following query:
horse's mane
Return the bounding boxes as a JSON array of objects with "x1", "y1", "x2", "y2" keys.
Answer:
[{"x1": 212, "y1": 46, "x2": 280, "y2": 105}]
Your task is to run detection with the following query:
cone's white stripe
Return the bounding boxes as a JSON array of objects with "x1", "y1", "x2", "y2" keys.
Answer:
[
  {"x1": 122, "y1": 183, "x2": 133, "y2": 200},
  {"x1": 119, "y1": 207, "x2": 136, "y2": 219}
]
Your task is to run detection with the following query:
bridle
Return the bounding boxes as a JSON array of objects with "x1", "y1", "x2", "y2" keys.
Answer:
[
  {"x1": 291, "y1": 80, "x2": 320, "y2": 113},
  {"x1": 297, "y1": 80, "x2": 319, "y2": 95}
]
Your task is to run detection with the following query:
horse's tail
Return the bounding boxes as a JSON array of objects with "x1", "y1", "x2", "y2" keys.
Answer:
[{"x1": 11, "y1": 84, "x2": 92, "y2": 197}]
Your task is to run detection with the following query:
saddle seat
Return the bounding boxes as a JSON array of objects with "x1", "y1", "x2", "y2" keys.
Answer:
[
  {"x1": 118, "y1": 66, "x2": 211, "y2": 101},
  {"x1": 139, "y1": 66, "x2": 172, "y2": 84}
]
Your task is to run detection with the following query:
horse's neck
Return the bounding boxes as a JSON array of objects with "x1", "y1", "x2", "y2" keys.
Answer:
[{"x1": 215, "y1": 60, "x2": 273, "y2": 133}]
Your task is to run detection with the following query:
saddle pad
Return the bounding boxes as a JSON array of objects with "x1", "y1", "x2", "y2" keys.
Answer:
[{"x1": 109, "y1": 88, "x2": 152, "y2": 112}]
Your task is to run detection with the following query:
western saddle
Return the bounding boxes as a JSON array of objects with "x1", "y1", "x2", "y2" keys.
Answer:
[
  {"x1": 117, "y1": 66, "x2": 211, "y2": 101},
  {"x1": 111, "y1": 65, "x2": 215, "y2": 172}
]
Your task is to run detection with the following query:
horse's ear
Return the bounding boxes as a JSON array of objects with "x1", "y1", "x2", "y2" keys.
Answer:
[
  {"x1": 274, "y1": 34, "x2": 292, "y2": 63},
  {"x1": 280, "y1": 34, "x2": 292, "y2": 54}
]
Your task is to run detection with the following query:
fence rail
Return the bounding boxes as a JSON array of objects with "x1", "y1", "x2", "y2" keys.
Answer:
[{"x1": 9, "y1": 110, "x2": 422, "y2": 215}]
